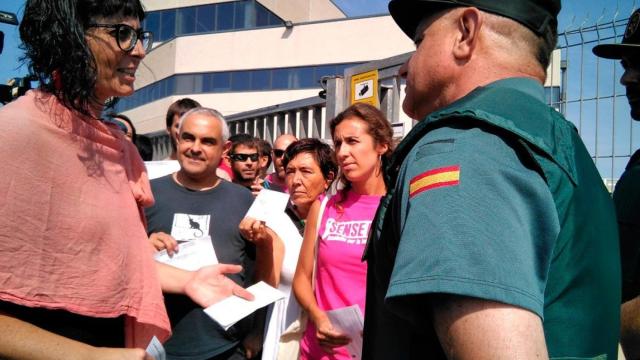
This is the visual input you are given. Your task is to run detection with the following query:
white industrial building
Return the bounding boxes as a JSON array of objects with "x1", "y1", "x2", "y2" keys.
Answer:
[{"x1": 120, "y1": 0, "x2": 415, "y2": 134}]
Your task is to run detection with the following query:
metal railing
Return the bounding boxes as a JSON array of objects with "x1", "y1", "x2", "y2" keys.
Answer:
[{"x1": 148, "y1": 13, "x2": 637, "y2": 189}]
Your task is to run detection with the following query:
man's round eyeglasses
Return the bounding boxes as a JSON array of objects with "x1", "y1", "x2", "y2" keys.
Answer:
[{"x1": 89, "y1": 23, "x2": 153, "y2": 53}]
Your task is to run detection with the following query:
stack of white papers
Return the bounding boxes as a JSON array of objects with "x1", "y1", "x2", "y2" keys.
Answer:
[
  {"x1": 204, "y1": 281, "x2": 286, "y2": 330},
  {"x1": 154, "y1": 236, "x2": 218, "y2": 271}
]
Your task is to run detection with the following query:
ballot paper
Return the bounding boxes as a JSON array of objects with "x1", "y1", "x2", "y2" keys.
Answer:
[
  {"x1": 326, "y1": 305, "x2": 364, "y2": 360},
  {"x1": 146, "y1": 336, "x2": 166, "y2": 360},
  {"x1": 245, "y1": 189, "x2": 290, "y2": 223},
  {"x1": 204, "y1": 281, "x2": 286, "y2": 330},
  {"x1": 154, "y1": 236, "x2": 218, "y2": 271}
]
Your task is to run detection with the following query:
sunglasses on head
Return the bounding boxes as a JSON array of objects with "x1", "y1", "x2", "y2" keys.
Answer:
[
  {"x1": 229, "y1": 153, "x2": 260, "y2": 162},
  {"x1": 273, "y1": 149, "x2": 286, "y2": 158}
]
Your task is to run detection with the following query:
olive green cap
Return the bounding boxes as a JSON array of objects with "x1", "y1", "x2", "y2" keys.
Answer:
[
  {"x1": 593, "y1": 9, "x2": 640, "y2": 59},
  {"x1": 388, "y1": 0, "x2": 561, "y2": 39}
]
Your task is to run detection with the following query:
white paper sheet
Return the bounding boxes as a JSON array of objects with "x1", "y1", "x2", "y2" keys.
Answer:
[
  {"x1": 326, "y1": 304, "x2": 364, "y2": 360},
  {"x1": 203, "y1": 281, "x2": 286, "y2": 330},
  {"x1": 266, "y1": 211, "x2": 303, "y2": 246},
  {"x1": 154, "y1": 236, "x2": 218, "y2": 271},
  {"x1": 245, "y1": 189, "x2": 290, "y2": 222},
  {"x1": 145, "y1": 336, "x2": 166, "y2": 360}
]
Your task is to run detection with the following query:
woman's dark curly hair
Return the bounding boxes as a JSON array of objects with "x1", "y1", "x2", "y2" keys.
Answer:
[
  {"x1": 282, "y1": 138, "x2": 338, "y2": 182},
  {"x1": 19, "y1": 0, "x2": 146, "y2": 116}
]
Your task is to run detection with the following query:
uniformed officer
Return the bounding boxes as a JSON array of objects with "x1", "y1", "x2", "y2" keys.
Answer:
[
  {"x1": 362, "y1": 0, "x2": 621, "y2": 359},
  {"x1": 593, "y1": 10, "x2": 640, "y2": 359}
]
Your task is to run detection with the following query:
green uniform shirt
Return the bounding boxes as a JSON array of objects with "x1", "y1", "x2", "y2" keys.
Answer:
[
  {"x1": 362, "y1": 78, "x2": 620, "y2": 359},
  {"x1": 614, "y1": 149, "x2": 640, "y2": 302}
]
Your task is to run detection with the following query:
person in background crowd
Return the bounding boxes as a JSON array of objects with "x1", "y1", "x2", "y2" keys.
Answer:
[
  {"x1": 229, "y1": 134, "x2": 261, "y2": 194},
  {"x1": 239, "y1": 138, "x2": 337, "y2": 360},
  {"x1": 146, "y1": 108, "x2": 259, "y2": 360},
  {"x1": 0, "y1": 0, "x2": 251, "y2": 358},
  {"x1": 109, "y1": 112, "x2": 154, "y2": 160},
  {"x1": 258, "y1": 139, "x2": 273, "y2": 180},
  {"x1": 293, "y1": 103, "x2": 392, "y2": 360},
  {"x1": 362, "y1": 1, "x2": 620, "y2": 359},
  {"x1": 264, "y1": 134, "x2": 298, "y2": 192},
  {"x1": 593, "y1": 9, "x2": 640, "y2": 359},
  {"x1": 109, "y1": 112, "x2": 136, "y2": 142},
  {"x1": 165, "y1": 97, "x2": 200, "y2": 160}
]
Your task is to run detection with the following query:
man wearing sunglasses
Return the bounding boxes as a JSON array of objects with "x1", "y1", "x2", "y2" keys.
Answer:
[
  {"x1": 264, "y1": 134, "x2": 298, "y2": 192},
  {"x1": 229, "y1": 135, "x2": 261, "y2": 191}
]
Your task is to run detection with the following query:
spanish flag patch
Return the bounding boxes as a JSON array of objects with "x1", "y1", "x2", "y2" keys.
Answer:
[{"x1": 409, "y1": 165, "x2": 460, "y2": 198}]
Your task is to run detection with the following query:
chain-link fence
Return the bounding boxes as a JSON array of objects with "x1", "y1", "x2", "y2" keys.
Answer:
[{"x1": 553, "y1": 13, "x2": 639, "y2": 190}]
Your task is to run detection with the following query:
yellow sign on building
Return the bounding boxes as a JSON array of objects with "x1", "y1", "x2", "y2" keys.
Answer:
[{"x1": 350, "y1": 69, "x2": 379, "y2": 106}]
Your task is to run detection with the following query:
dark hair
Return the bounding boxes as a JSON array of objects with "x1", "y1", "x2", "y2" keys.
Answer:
[
  {"x1": 107, "y1": 112, "x2": 136, "y2": 140},
  {"x1": 229, "y1": 134, "x2": 259, "y2": 155},
  {"x1": 330, "y1": 103, "x2": 394, "y2": 210},
  {"x1": 165, "y1": 98, "x2": 201, "y2": 129},
  {"x1": 258, "y1": 140, "x2": 273, "y2": 169},
  {"x1": 20, "y1": 0, "x2": 146, "y2": 116},
  {"x1": 536, "y1": 24, "x2": 558, "y2": 71},
  {"x1": 330, "y1": 102, "x2": 393, "y2": 164},
  {"x1": 135, "y1": 134, "x2": 153, "y2": 161},
  {"x1": 283, "y1": 138, "x2": 338, "y2": 182}
]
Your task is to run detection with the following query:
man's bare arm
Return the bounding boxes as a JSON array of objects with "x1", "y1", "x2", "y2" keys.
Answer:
[
  {"x1": 432, "y1": 295, "x2": 548, "y2": 360},
  {"x1": 621, "y1": 296, "x2": 640, "y2": 359}
]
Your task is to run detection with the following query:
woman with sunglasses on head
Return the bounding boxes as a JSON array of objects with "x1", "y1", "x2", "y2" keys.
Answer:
[
  {"x1": 239, "y1": 138, "x2": 337, "y2": 360},
  {"x1": 293, "y1": 103, "x2": 393, "y2": 360},
  {"x1": 0, "y1": 1, "x2": 251, "y2": 358}
]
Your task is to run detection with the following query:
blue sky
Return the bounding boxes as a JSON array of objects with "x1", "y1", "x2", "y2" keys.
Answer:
[{"x1": 0, "y1": 0, "x2": 636, "y2": 83}]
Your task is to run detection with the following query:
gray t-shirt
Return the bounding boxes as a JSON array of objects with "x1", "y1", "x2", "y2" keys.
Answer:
[{"x1": 145, "y1": 175, "x2": 255, "y2": 360}]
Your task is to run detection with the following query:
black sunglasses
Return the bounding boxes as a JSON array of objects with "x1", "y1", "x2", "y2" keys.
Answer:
[
  {"x1": 273, "y1": 149, "x2": 286, "y2": 158},
  {"x1": 229, "y1": 153, "x2": 260, "y2": 162},
  {"x1": 89, "y1": 23, "x2": 153, "y2": 52}
]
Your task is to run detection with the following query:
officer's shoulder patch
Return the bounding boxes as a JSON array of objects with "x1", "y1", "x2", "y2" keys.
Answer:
[{"x1": 409, "y1": 165, "x2": 460, "y2": 198}]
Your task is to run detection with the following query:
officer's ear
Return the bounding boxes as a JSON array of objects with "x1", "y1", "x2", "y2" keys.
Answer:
[{"x1": 453, "y1": 7, "x2": 482, "y2": 61}]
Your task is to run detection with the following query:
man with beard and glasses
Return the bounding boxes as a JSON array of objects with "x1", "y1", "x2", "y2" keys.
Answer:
[{"x1": 594, "y1": 9, "x2": 640, "y2": 358}]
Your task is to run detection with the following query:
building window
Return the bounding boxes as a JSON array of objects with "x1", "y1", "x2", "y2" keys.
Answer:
[
  {"x1": 144, "y1": 1, "x2": 283, "y2": 43},
  {"x1": 117, "y1": 63, "x2": 362, "y2": 112}
]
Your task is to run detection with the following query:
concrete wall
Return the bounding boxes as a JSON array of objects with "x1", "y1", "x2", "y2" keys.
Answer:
[
  {"x1": 258, "y1": 0, "x2": 345, "y2": 22},
  {"x1": 134, "y1": 15, "x2": 414, "y2": 87},
  {"x1": 126, "y1": 89, "x2": 322, "y2": 133}
]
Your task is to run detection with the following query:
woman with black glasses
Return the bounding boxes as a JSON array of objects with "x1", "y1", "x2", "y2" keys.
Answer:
[{"x1": 0, "y1": 0, "x2": 250, "y2": 358}]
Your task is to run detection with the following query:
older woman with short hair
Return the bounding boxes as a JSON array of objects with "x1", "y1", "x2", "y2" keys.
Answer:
[{"x1": 240, "y1": 138, "x2": 337, "y2": 360}]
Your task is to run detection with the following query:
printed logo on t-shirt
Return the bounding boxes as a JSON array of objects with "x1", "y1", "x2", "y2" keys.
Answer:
[
  {"x1": 171, "y1": 213, "x2": 210, "y2": 240},
  {"x1": 321, "y1": 218, "x2": 372, "y2": 245}
]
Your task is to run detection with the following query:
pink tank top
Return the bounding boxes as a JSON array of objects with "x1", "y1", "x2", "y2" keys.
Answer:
[{"x1": 300, "y1": 190, "x2": 381, "y2": 360}]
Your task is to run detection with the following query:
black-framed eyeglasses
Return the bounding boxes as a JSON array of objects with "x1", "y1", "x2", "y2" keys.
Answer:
[
  {"x1": 273, "y1": 149, "x2": 286, "y2": 158},
  {"x1": 229, "y1": 153, "x2": 260, "y2": 162},
  {"x1": 88, "y1": 23, "x2": 153, "y2": 53}
]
